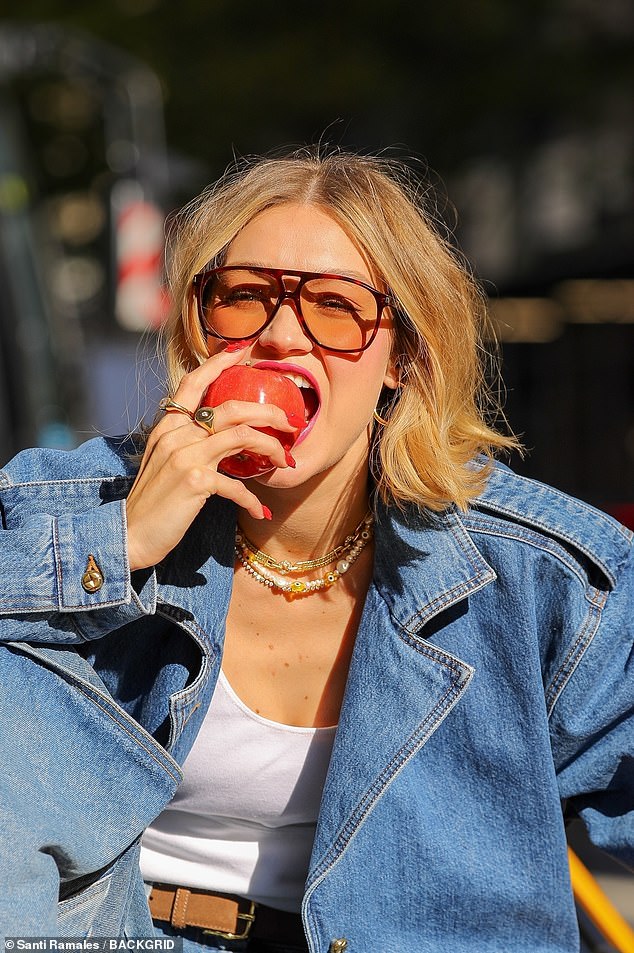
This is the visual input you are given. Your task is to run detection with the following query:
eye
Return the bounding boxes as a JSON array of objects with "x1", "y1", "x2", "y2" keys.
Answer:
[
  {"x1": 212, "y1": 284, "x2": 272, "y2": 307},
  {"x1": 313, "y1": 293, "x2": 361, "y2": 315}
]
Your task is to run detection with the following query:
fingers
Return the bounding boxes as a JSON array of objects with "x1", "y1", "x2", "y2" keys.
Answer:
[
  {"x1": 171, "y1": 347, "x2": 250, "y2": 413},
  {"x1": 127, "y1": 423, "x2": 281, "y2": 568},
  {"x1": 158, "y1": 347, "x2": 301, "y2": 438},
  {"x1": 206, "y1": 423, "x2": 293, "y2": 471},
  {"x1": 138, "y1": 412, "x2": 295, "y2": 533},
  {"x1": 155, "y1": 417, "x2": 293, "y2": 474},
  {"x1": 205, "y1": 399, "x2": 300, "y2": 435},
  {"x1": 152, "y1": 400, "x2": 295, "y2": 464},
  {"x1": 211, "y1": 472, "x2": 273, "y2": 521},
  {"x1": 127, "y1": 349, "x2": 303, "y2": 568}
]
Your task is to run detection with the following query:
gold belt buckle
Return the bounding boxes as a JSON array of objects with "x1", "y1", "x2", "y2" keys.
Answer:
[{"x1": 202, "y1": 899, "x2": 257, "y2": 941}]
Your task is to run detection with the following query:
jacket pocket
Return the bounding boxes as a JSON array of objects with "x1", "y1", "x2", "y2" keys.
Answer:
[{"x1": 57, "y1": 873, "x2": 113, "y2": 935}]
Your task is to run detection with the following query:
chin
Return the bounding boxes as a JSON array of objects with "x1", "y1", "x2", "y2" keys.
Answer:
[{"x1": 254, "y1": 460, "x2": 312, "y2": 490}]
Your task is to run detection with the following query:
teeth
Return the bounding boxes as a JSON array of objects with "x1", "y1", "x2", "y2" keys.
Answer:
[{"x1": 283, "y1": 373, "x2": 313, "y2": 389}]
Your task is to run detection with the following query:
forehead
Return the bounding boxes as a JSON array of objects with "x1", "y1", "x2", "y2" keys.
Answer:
[{"x1": 224, "y1": 203, "x2": 377, "y2": 283}]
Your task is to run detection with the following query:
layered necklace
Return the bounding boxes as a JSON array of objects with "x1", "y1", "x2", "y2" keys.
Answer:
[{"x1": 235, "y1": 511, "x2": 375, "y2": 596}]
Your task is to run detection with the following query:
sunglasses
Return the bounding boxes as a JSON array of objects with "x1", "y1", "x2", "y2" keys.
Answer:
[{"x1": 193, "y1": 265, "x2": 395, "y2": 354}]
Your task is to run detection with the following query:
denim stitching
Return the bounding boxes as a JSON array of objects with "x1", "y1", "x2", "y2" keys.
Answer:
[
  {"x1": 1, "y1": 475, "x2": 135, "y2": 490},
  {"x1": 399, "y1": 515, "x2": 496, "y2": 632},
  {"x1": 307, "y1": 667, "x2": 472, "y2": 886},
  {"x1": 157, "y1": 607, "x2": 214, "y2": 747},
  {"x1": 471, "y1": 497, "x2": 632, "y2": 585},
  {"x1": 306, "y1": 678, "x2": 465, "y2": 888},
  {"x1": 405, "y1": 575, "x2": 493, "y2": 632},
  {"x1": 450, "y1": 513, "x2": 494, "y2": 584},
  {"x1": 545, "y1": 593, "x2": 606, "y2": 717},
  {"x1": 451, "y1": 511, "x2": 493, "y2": 566},
  {"x1": 480, "y1": 472, "x2": 633, "y2": 543},
  {"x1": 2, "y1": 597, "x2": 59, "y2": 607},
  {"x1": 44, "y1": 505, "x2": 135, "y2": 613},
  {"x1": 158, "y1": 607, "x2": 214, "y2": 705},
  {"x1": 44, "y1": 667, "x2": 183, "y2": 783},
  {"x1": 50, "y1": 519, "x2": 98, "y2": 633},
  {"x1": 73, "y1": 684, "x2": 182, "y2": 782},
  {"x1": 463, "y1": 516, "x2": 591, "y2": 591},
  {"x1": 52, "y1": 515, "x2": 63, "y2": 610},
  {"x1": 58, "y1": 873, "x2": 112, "y2": 912},
  {"x1": 398, "y1": 630, "x2": 475, "y2": 678}
]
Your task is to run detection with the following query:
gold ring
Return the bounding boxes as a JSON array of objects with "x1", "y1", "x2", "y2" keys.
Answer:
[
  {"x1": 193, "y1": 406, "x2": 216, "y2": 435},
  {"x1": 159, "y1": 397, "x2": 194, "y2": 420}
]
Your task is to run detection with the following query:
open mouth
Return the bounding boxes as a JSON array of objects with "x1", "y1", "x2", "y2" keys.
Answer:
[
  {"x1": 281, "y1": 372, "x2": 319, "y2": 426},
  {"x1": 252, "y1": 362, "x2": 321, "y2": 439}
]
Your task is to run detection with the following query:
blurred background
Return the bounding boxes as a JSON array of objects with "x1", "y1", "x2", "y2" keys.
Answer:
[
  {"x1": 0, "y1": 0, "x2": 632, "y2": 936},
  {"x1": 0, "y1": 0, "x2": 632, "y2": 942}
]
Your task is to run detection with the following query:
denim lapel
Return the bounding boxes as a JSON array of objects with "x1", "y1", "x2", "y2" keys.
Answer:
[{"x1": 307, "y1": 503, "x2": 496, "y2": 887}]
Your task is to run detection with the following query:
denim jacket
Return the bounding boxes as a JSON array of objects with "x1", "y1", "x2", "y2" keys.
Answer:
[{"x1": 0, "y1": 436, "x2": 632, "y2": 952}]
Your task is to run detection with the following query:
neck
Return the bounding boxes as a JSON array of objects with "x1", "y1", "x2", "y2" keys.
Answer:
[{"x1": 238, "y1": 457, "x2": 373, "y2": 563}]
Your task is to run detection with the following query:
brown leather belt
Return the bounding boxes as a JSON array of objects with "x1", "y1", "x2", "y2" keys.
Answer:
[{"x1": 148, "y1": 883, "x2": 306, "y2": 946}]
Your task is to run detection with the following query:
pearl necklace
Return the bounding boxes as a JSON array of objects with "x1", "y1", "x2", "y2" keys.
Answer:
[{"x1": 235, "y1": 512, "x2": 374, "y2": 596}]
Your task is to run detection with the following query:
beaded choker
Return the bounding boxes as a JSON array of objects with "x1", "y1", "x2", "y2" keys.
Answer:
[{"x1": 235, "y1": 511, "x2": 374, "y2": 596}]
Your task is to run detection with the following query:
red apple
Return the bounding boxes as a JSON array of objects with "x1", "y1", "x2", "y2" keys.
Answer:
[{"x1": 201, "y1": 366, "x2": 305, "y2": 477}]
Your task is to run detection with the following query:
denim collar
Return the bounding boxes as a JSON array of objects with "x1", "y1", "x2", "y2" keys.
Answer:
[
  {"x1": 154, "y1": 496, "x2": 497, "y2": 650},
  {"x1": 373, "y1": 503, "x2": 496, "y2": 633}
]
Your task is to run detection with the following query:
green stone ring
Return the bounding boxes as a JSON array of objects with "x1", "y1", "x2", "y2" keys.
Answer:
[{"x1": 193, "y1": 406, "x2": 216, "y2": 435}]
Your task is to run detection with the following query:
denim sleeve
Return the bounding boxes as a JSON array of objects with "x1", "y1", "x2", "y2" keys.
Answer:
[
  {"x1": 0, "y1": 498, "x2": 157, "y2": 644},
  {"x1": 549, "y1": 544, "x2": 634, "y2": 869}
]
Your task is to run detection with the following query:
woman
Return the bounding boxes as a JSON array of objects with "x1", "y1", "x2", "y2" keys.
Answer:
[{"x1": 1, "y1": 149, "x2": 632, "y2": 953}]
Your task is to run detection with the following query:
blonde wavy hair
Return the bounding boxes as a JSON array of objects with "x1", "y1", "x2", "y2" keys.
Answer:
[{"x1": 161, "y1": 147, "x2": 518, "y2": 511}]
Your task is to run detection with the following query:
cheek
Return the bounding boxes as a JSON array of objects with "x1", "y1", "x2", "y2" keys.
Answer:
[
  {"x1": 326, "y1": 343, "x2": 393, "y2": 417},
  {"x1": 357, "y1": 335, "x2": 395, "y2": 393}
]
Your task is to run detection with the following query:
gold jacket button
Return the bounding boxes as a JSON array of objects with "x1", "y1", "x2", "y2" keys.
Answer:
[
  {"x1": 329, "y1": 940, "x2": 348, "y2": 953},
  {"x1": 81, "y1": 554, "x2": 104, "y2": 593}
]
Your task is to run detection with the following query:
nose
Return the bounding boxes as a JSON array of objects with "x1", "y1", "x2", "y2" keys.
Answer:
[{"x1": 256, "y1": 296, "x2": 314, "y2": 355}]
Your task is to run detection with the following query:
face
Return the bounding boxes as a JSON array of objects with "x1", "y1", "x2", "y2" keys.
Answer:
[{"x1": 205, "y1": 203, "x2": 398, "y2": 490}]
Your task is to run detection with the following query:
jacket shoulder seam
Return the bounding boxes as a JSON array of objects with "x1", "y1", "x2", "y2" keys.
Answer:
[
  {"x1": 461, "y1": 513, "x2": 594, "y2": 589},
  {"x1": 0, "y1": 474, "x2": 134, "y2": 490},
  {"x1": 471, "y1": 467, "x2": 632, "y2": 587}
]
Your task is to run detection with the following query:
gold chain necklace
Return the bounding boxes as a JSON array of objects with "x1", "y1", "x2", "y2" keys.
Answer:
[
  {"x1": 235, "y1": 512, "x2": 374, "y2": 596},
  {"x1": 238, "y1": 510, "x2": 373, "y2": 574}
]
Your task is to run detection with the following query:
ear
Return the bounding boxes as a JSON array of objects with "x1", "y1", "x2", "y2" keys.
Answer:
[{"x1": 383, "y1": 352, "x2": 400, "y2": 391}]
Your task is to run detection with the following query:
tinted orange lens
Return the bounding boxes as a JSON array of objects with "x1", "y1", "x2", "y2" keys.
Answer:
[
  {"x1": 301, "y1": 278, "x2": 378, "y2": 351},
  {"x1": 201, "y1": 269, "x2": 276, "y2": 337}
]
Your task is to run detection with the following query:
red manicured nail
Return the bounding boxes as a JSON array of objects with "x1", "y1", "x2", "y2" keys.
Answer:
[
  {"x1": 284, "y1": 451, "x2": 297, "y2": 468},
  {"x1": 225, "y1": 340, "x2": 251, "y2": 352},
  {"x1": 262, "y1": 505, "x2": 273, "y2": 520}
]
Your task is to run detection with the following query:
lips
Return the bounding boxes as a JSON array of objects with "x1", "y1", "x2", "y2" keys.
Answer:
[{"x1": 253, "y1": 362, "x2": 321, "y2": 444}]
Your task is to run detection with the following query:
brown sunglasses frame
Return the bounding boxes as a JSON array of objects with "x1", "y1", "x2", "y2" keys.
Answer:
[{"x1": 192, "y1": 265, "x2": 396, "y2": 354}]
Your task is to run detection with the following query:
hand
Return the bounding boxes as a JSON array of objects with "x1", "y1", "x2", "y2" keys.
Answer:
[{"x1": 125, "y1": 349, "x2": 296, "y2": 571}]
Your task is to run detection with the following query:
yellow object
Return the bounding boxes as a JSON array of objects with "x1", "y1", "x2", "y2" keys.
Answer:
[{"x1": 568, "y1": 847, "x2": 634, "y2": 953}]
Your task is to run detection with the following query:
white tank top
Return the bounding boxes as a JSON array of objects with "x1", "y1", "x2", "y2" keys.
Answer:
[{"x1": 140, "y1": 670, "x2": 336, "y2": 913}]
